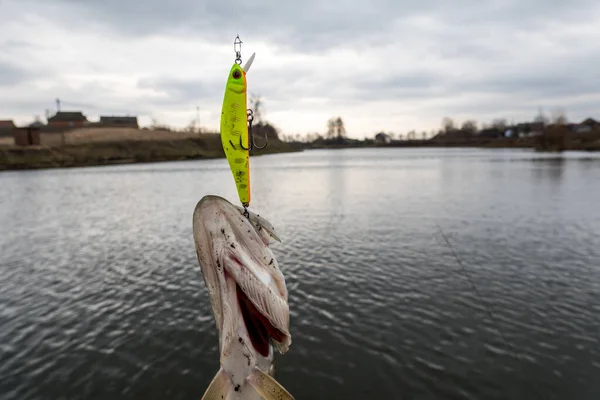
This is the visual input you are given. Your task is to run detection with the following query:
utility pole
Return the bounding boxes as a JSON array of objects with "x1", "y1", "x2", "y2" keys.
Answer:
[
  {"x1": 56, "y1": 98, "x2": 61, "y2": 112},
  {"x1": 196, "y1": 106, "x2": 201, "y2": 133}
]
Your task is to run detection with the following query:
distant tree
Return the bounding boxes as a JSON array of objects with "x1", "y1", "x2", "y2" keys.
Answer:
[
  {"x1": 249, "y1": 93, "x2": 264, "y2": 123},
  {"x1": 253, "y1": 121, "x2": 279, "y2": 140},
  {"x1": 535, "y1": 124, "x2": 567, "y2": 152},
  {"x1": 551, "y1": 108, "x2": 568, "y2": 125},
  {"x1": 492, "y1": 118, "x2": 507, "y2": 131},
  {"x1": 334, "y1": 117, "x2": 346, "y2": 138},
  {"x1": 406, "y1": 130, "x2": 416, "y2": 140},
  {"x1": 442, "y1": 117, "x2": 455, "y2": 133},
  {"x1": 461, "y1": 120, "x2": 478, "y2": 134},
  {"x1": 397, "y1": 133, "x2": 404, "y2": 140},
  {"x1": 186, "y1": 119, "x2": 197, "y2": 133},
  {"x1": 326, "y1": 118, "x2": 336, "y2": 139},
  {"x1": 421, "y1": 131, "x2": 428, "y2": 140},
  {"x1": 326, "y1": 116, "x2": 346, "y2": 140},
  {"x1": 534, "y1": 108, "x2": 549, "y2": 126}
]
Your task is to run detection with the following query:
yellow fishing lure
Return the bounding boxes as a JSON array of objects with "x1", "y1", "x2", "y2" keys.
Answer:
[
  {"x1": 220, "y1": 45, "x2": 256, "y2": 208},
  {"x1": 220, "y1": 63, "x2": 250, "y2": 206}
]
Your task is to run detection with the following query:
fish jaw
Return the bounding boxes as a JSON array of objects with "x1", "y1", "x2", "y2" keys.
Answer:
[{"x1": 193, "y1": 195, "x2": 293, "y2": 399}]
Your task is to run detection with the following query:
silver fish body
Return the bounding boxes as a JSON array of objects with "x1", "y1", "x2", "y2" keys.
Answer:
[{"x1": 192, "y1": 195, "x2": 294, "y2": 400}]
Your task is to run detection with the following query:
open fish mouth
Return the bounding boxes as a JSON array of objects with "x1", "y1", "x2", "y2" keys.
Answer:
[{"x1": 234, "y1": 272, "x2": 287, "y2": 357}]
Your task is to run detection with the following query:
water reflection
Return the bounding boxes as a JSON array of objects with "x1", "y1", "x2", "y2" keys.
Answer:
[{"x1": 531, "y1": 157, "x2": 566, "y2": 183}]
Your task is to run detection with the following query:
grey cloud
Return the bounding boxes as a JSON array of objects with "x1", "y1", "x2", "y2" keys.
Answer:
[
  {"x1": 0, "y1": 40, "x2": 41, "y2": 52},
  {"x1": 0, "y1": 78, "x2": 155, "y2": 119},
  {"x1": 3, "y1": 0, "x2": 600, "y2": 132},
  {"x1": 0, "y1": 60, "x2": 30, "y2": 86},
  {"x1": 136, "y1": 76, "x2": 223, "y2": 105},
  {"x1": 350, "y1": 71, "x2": 446, "y2": 101},
  {"x1": 16, "y1": 0, "x2": 597, "y2": 52}
]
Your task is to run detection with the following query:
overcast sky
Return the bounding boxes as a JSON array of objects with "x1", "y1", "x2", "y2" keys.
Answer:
[{"x1": 1, "y1": 0, "x2": 599, "y2": 137}]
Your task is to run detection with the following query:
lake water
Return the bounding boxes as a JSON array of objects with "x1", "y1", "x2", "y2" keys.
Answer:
[{"x1": 1, "y1": 148, "x2": 600, "y2": 400}]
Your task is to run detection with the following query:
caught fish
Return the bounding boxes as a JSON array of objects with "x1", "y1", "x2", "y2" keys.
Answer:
[
  {"x1": 192, "y1": 195, "x2": 294, "y2": 400},
  {"x1": 220, "y1": 52, "x2": 256, "y2": 208}
]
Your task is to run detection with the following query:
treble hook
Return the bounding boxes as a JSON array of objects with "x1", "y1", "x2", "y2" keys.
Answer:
[
  {"x1": 228, "y1": 108, "x2": 269, "y2": 151},
  {"x1": 247, "y1": 109, "x2": 268, "y2": 150},
  {"x1": 252, "y1": 132, "x2": 268, "y2": 150},
  {"x1": 238, "y1": 135, "x2": 251, "y2": 151}
]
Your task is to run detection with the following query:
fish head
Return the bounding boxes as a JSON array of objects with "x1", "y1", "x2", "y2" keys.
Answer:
[{"x1": 226, "y1": 63, "x2": 247, "y2": 94}]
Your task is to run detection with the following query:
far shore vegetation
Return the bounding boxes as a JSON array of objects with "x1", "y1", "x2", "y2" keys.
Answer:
[{"x1": 1, "y1": 101, "x2": 599, "y2": 172}]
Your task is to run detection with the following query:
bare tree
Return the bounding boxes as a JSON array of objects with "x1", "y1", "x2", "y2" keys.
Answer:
[
  {"x1": 442, "y1": 117, "x2": 455, "y2": 133},
  {"x1": 492, "y1": 118, "x2": 507, "y2": 131},
  {"x1": 551, "y1": 107, "x2": 568, "y2": 125},
  {"x1": 326, "y1": 118, "x2": 336, "y2": 139},
  {"x1": 335, "y1": 117, "x2": 346, "y2": 138},
  {"x1": 534, "y1": 108, "x2": 549, "y2": 126},
  {"x1": 326, "y1": 117, "x2": 346, "y2": 139},
  {"x1": 250, "y1": 93, "x2": 264, "y2": 123},
  {"x1": 461, "y1": 120, "x2": 478, "y2": 134}
]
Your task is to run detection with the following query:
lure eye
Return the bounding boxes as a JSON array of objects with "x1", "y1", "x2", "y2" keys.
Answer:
[{"x1": 232, "y1": 70, "x2": 242, "y2": 79}]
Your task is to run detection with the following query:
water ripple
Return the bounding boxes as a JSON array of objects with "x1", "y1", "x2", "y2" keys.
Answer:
[{"x1": 1, "y1": 149, "x2": 600, "y2": 399}]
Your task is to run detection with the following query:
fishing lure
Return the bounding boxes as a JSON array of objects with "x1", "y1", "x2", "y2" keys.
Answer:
[{"x1": 220, "y1": 35, "x2": 259, "y2": 210}]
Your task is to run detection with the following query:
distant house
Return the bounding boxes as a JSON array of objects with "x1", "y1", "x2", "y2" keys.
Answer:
[
  {"x1": 28, "y1": 120, "x2": 45, "y2": 128},
  {"x1": 478, "y1": 127, "x2": 504, "y2": 139},
  {"x1": 99, "y1": 115, "x2": 139, "y2": 128},
  {"x1": 514, "y1": 122, "x2": 544, "y2": 137},
  {"x1": 0, "y1": 120, "x2": 16, "y2": 137},
  {"x1": 13, "y1": 126, "x2": 41, "y2": 146},
  {"x1": 374, "y1": 132, "x2": 392, "y2": 145},
  {"x1": 47, "y1": 111, "x2": 88, "y2": 128},
  {"x1": 572, "y1": 118, "x2": 600, "y2": 133}
]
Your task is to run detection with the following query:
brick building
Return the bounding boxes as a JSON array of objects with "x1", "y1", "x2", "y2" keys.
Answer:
[
  {"x1": 47, "y1": 111, "x2": 88, "y2": 128},
  {"x1": 99, "y1": 116, "x2": 139, "y2": 128},
  {"x1": 0, "y1": 120, "x2": 16, "y2": 137}
]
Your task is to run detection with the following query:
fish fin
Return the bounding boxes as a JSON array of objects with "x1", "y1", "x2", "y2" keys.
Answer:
[
  {"x1": 248, "y1": 368, "x2": 295, "y2": 400},
  {"x1": 202, "y1": 368, "x2": 230, "y2": 400},
  {"x1": 234, "y1": 205, "x2": 281, "y2": 243}
]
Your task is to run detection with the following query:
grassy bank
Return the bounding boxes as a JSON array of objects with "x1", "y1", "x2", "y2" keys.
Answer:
[
  {"x1": 296, "y1": 128, "x2": 600, "y2": 151},
  {"x1": 0, "y1": 128, "x2": 302, "y2": 171}
]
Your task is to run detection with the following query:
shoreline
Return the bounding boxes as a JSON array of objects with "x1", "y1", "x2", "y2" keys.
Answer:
[
  {"x1": 303, "y1": 136, "x2": 600, "y2": 152},
  {"x1": 2, "y1": 129, "x2": 599, "y2": 172},
  {"x1": 0, "y1": 137, "x2": 303, "y2": 172}
]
